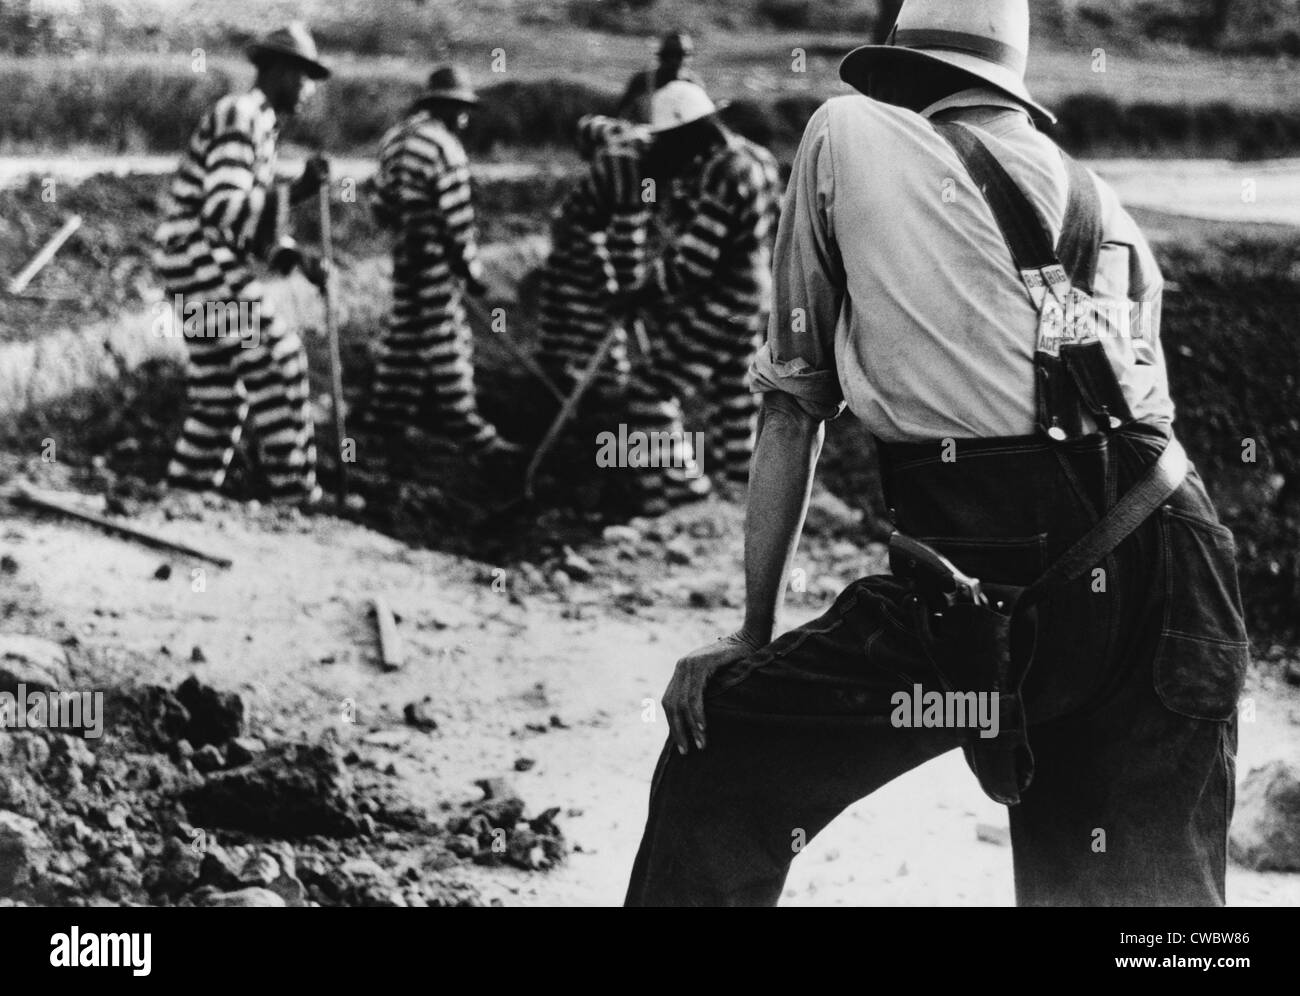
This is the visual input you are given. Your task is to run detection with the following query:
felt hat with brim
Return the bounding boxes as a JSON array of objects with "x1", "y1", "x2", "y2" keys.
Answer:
[
  {"x1": 839, "y1": 0, "x2": 1055, "y2": 125},
  {"x1": 418, "y1": 66, "x2": 480, "y2": 107},
  {"x1": 647, "y1": 80, "x2": 729, "y2": 134},
  {"x1": 247, "y1": 22, "x2": 330, "y2": 80}
]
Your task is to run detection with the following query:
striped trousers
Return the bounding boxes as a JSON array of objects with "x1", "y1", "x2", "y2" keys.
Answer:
[
  {"x1": 536, "y1": 228, "x2": 630, "y2": 395},
  {"x1": 367, "y1": 245, "x2": 497, "y2": 449},
  {"x1": 157, "y1": 236, "x2": 319, "y2": 502},
  {"x1": 623, "y1": 302, "x2": 765, "y2": 515}
]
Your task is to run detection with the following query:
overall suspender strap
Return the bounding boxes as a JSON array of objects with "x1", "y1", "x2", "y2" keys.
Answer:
[
  {"x1": 906, "y1": 122, "x2": 1190, "y2": 805},
  {"x1": 932, "y1": 120, "x2": 1135, "y2": 437},
  {"x1": 930, "y1": 119, "x2": 1184, "y2": 596},
  {"x1": 1055, "y1": 155, "x2": 1103, "y2": 293}
]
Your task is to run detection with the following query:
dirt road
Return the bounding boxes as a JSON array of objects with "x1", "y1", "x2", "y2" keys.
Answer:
[{"x1": 2, "y1": 155, "x2": 1298, "y2": 227}]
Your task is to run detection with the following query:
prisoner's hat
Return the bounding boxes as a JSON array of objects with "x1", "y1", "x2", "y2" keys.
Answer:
[
  {"x1": 419, "y1": 65, "x2": 480, "y2": 107},
  {"x1": 247, "y1": 22, "x2": 330, "y2": 80},
  {"x1": 648, "y1": 80, "x2": 726, "y2": 133}
]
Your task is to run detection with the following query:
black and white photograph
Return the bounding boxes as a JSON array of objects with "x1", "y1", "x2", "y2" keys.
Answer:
[{"x1": 0, "y1": 0, "x2": 1295, "y2": 943}]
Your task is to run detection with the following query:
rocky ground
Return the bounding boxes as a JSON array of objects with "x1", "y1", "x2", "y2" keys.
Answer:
[{"x1": 1, "y1": 454, "x2": 1298, "y2": 907}]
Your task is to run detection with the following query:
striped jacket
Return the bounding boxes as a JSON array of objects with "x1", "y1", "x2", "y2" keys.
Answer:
[
  {"x1": 370, "y1": 110, "x2": 483, "y2": 285},
  {"x1": 155, "y1": 88, "x2": 279, "y2": 264},
  {"x1": 647, "y1": 132, "x2": 783, "y2": 315},
  {"x1": 561, "y1": 114, "x2": 653, "y2": 291}
]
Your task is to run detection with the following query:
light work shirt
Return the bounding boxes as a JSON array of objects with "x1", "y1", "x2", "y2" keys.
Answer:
[{"x1": 751, "y1": 88, "x2": 1173, "y2": 440}]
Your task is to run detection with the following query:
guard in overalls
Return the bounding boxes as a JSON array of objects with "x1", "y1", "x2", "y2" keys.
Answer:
[{"x1": 625, "y1": 0, "x2": 1248, "y2": 907}]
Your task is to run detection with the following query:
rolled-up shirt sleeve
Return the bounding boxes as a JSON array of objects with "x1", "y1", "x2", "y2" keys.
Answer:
[{"x1": 750, "y1": 102, "x2": 846, "y2": 421}]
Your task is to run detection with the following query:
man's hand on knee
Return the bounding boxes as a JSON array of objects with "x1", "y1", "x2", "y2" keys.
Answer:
[{"x1": 663, "y1": 630, "x2": 764, "y2": 755}]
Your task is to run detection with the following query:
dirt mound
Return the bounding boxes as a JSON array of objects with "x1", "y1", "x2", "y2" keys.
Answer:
[{"x1": 0, "y1": 673, "x2": 568, "y2": 907}]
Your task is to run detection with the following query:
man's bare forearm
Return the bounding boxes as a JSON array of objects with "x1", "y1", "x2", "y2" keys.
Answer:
[{"x1": 742, "y1": 392, "x2": 825, "y2": 646}]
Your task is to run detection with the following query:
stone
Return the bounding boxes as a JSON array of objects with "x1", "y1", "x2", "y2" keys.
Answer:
[
  {"x1": 237, "y1": 851, "x2": 280, "y2": 887},
  {"x1": 153, "y1": 564, "x2": 172, "y2": 581},
  {"x1": 266, "y1": 872, "x2": 308, "y2": 907},
  {"x1": 513, "y1": 757, "x2": 535, "y2": 772},
  {"x1": 665, "y1": 538, "x2": 694, "y2": 565},
  {"x1": 0, "y1": 811, "x2": 52, "y2": 894},
  {"x1": 549, "y1": 569, "x2": 573, "y2": 599},
  {"x1": 144, "y1": 837, "x2": 202, "y2": 898},
  {"x1": 560, "y1": 546, "x2": 595, "y2": 582},
  {"x1": 687, "y1": 581, "x2": 738, "y2": 609},
  {"x1": 402, "y1": 698, "x2": 438, "y2": 733},
  {"x1": 1229, "y1": 759, "x2": 1300, "y2": 871},
  {"x1": 191, "y1": 744, "x2": 225, "y2": 774},
  {"x1": 975, "y1": 822, "x2": 1010, "y2": 847},
  {"x1": 202, "y1": 887, "x2": 286, "y2": 907},
  {"x1": 225, "y1": 737, "x2": 264, "y2": 767},
  {"x1": 0, "y1": 634, "x2": 71, "y2": 696},
  {"x1": 174, "y1": 676, "x2": 244, "y2": 747},
  {"x1": 601, "y1": 525, "x2": 641, "y2": 545},
  {"x1": 181, "y1": 742, "x2": 360, "y2": 838},
  {"x1": 474, "y1": 776, "x2": 514, "y2": 801}
]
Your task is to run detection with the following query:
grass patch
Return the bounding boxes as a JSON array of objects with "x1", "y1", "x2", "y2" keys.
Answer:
[{"x1": 3, "y1": 56, "x2": 1300, "y2": 159}]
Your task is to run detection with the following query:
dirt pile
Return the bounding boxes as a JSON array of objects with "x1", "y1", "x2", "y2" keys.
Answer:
[{"x1": 0, "y1": 672, "x2": 569, "y2": 907}]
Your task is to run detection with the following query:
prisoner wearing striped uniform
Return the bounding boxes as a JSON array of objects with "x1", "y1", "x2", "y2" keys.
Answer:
[
  {"x1": 154, "y1": 87, "x2": 320, "y2": 503},
  {"x1": 627, "y1": 130, "x2": 783, "y2": 513},
  {"x1": 366, "y1": 109, "x2": 500, "y2": 449},
  {"x1": 537, "y1": 115, "x2": 653, "y2": 393}
]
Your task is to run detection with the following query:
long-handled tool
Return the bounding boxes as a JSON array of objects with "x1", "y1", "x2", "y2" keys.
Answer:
[
  {"x1": 318, "y1": 180, "x2": 349, "y2": 510},
  {"x1": 6, "y1": 214, "x2": 82, "y2": 295},
  {"x1": 523, "y1": 319, "x2": 621, "y2": 500},
  {"x1": 462, "y1": 291, "x2": 566, "y2": 405},
  {"x1": 8, "y1": 483, "x2": 233, "y2": 568}
]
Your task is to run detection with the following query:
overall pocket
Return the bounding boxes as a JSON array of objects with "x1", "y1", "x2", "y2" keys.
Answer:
[{"x1": 1153, "y1": 506, "x2": 1249, "y2": 721}]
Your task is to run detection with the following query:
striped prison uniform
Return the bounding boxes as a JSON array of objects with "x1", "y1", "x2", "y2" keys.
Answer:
[
  {"x1": 625, "y1": 131, "x2": 783, "y2": 513},
  {"x1": 537, "y1": 115, "x2": 652, "y2": 394},
  {"x1": 154, "y1": 87, "x2": 319, "y2": 503},
  {"x1": 366, "y1": 110, "x2": 499, "y2": 449}
]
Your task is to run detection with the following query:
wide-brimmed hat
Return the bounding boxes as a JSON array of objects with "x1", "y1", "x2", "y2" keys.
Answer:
[
  {"x1": 418, "y1": 66, "x2": 480, "y2": 107},
  {"x1": 246, "y1": 22, "x2": 330, "y2": 80},
  {"x1": 839, "y1": 0, "x2": 1055, "y2": 125},
  {"x1": 647, "y1": 80, "x2": 728, "y2": 134}
]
